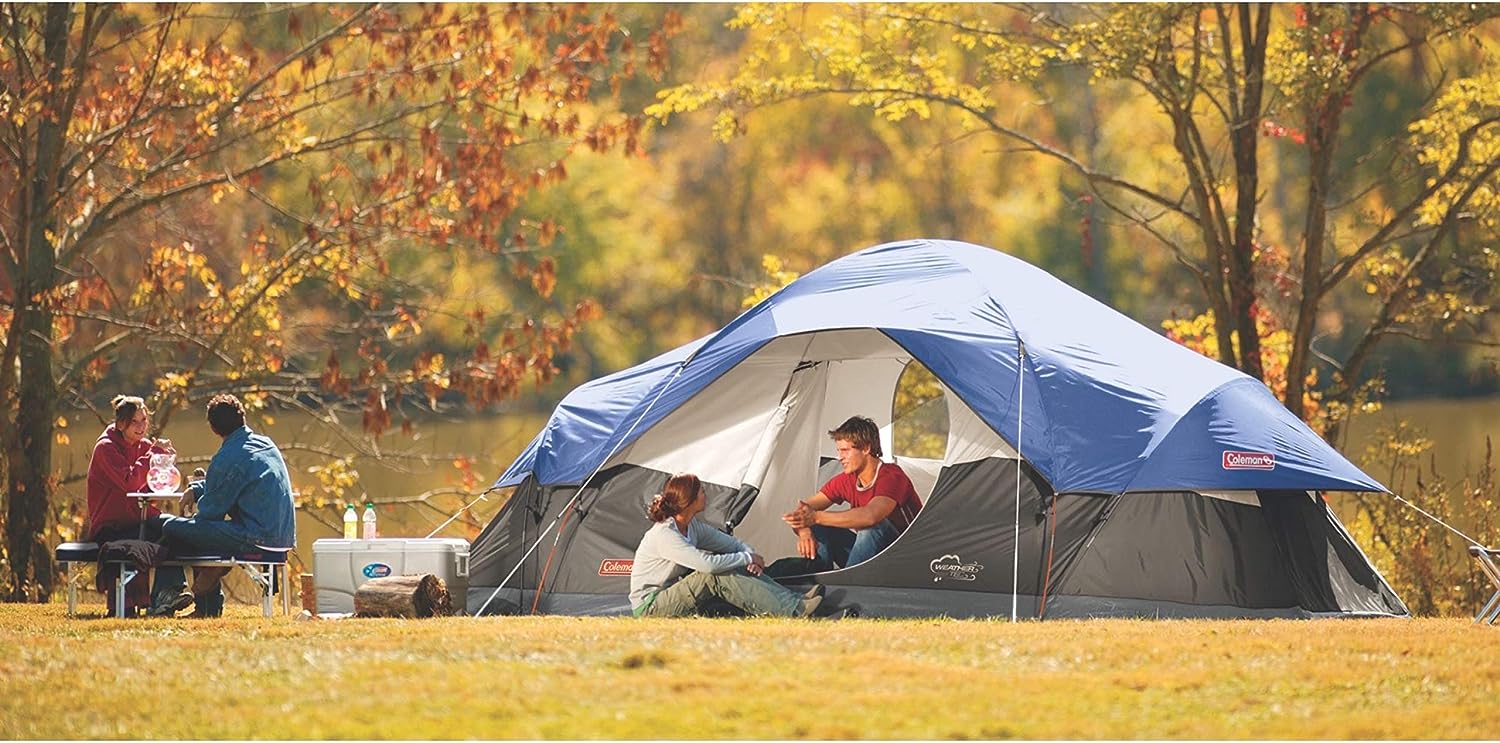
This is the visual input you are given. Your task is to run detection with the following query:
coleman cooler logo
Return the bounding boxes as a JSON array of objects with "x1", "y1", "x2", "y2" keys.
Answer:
[
  {"x1": 599, "y1": 558, "x2": 634, "y2": 577},
  {"x1": 1222, "y1": 451, "x2": 1276, "y2": 471},
  {"x1": 929, "y1": 554, "x2": 984, "y2": 582},
  {"x1": 361, "y1": 562, "x2": 392, "y2": 579}
]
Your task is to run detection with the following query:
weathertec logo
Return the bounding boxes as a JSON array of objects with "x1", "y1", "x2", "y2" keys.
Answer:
[
  {"x1": 1222, "y1": 451, "x2": 1276, "y2": 470},
  {"x1": 929, "y1": 554, "x2": 984, "y2": 583},
  {"x1": 598, "y1": 559, "x2": 634, "y2": 577}
]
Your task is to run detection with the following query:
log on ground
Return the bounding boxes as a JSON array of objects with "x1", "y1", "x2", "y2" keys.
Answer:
[{"x1": 353, "y1": 574, "x2": 453, "y2": 618}]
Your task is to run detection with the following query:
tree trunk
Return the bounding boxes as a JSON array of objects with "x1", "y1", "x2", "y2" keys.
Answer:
[
  {"x1": 4, "y1": 4, "x2": 70, "y2": 602},
  {"x1": 1224, "y1": 3, "x2": 1270, "y2": 383},
  {"x1": 1170, "y1": 114, "x2": 1236, "y2": 367},
  {"x1": 1285, "y1": 127, "x2": 1333, "y2": 421},
  {"x1": 5, "y1": 306, "x2": 57, "y2": 603},
  {"x1": 353, "y1": 574, "x2": 454, "y2": 618},
  {"x1": 1286, "y1": 7, "x2": 1371, "y2": 421}
]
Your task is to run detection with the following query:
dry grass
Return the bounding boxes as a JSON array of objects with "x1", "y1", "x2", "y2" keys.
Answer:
[{"x1": 1, "y1": 602, "x2": 1496, "y2": 739}]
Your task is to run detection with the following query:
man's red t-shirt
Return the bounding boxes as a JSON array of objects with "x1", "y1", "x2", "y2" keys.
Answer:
[{"x1": 819, "y1": 461, "x2": 923, "y2": 531}]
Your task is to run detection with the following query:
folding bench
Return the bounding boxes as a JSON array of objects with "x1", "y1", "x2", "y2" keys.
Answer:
[
  {"x1": 1471, "y1": 545, "x2": 1500, "y2": 626},
  {"x1": 55, "y1": 541, "x2": 293, "y2": 618}
]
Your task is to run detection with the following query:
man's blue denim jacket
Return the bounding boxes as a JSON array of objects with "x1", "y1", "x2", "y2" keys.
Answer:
[{"x1": 186, "y1": 425, "x2": 296, "y2": 548}]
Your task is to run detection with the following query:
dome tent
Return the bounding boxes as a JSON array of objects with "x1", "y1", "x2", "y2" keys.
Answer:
[{"x1": 468, "y1": 239, "x2": 1406, "y2": 619}]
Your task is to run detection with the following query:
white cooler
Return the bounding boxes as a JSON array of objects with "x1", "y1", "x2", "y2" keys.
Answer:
[{"x1": 313, "y1": 537, "x2": 470, "y2": 615}]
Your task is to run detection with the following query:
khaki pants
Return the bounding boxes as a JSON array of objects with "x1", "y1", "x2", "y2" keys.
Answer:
[{"x1": 642, "y1": 569, "x2": 803, "y2": 617}]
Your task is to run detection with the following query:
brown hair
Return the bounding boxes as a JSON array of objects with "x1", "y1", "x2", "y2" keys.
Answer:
[
  {"x1": 111, "y1": 395, "x2": 148, "y2": 426},
  {"x1": 206, "y1": 393, "x2": 246, "y2": 436},
  {"x1": 828, "y1": 415, "x2": 882, "y2": 458},
  {"x1": 648, "y1": 473, "x2": 702, "y2": 522}
]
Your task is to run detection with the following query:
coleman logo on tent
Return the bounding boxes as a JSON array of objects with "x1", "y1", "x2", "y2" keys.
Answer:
[
  {"x1": 929, "y1": 554, "x2": 984, "y2": 582},
  {"x1": 1222, "y1": 451, "x2": 1276, "y2": 470},
  {"x1": 598, "y1": 558, "x2": 634, "y2": 577}
]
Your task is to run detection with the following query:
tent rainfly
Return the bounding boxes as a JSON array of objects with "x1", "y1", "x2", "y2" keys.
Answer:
[{"x1": 468, "y1": 239, "x2": 1407, "y2": 619}]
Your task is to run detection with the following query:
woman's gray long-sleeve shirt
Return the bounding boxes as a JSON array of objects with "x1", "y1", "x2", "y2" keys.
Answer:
[{"x1": 629, "y1": 518, "x2": 753, "y2": 610}]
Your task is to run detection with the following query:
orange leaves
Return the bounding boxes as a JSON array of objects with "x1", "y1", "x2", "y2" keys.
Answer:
[
  {"x1": 362, "y1": 387, "x2": 391, "y2": 437},
  {"x1": 131, "y1": 241, "x2": 215, "y2": 309},
  {"x1": 532, "y1": 257, "x2": 558, "y2": 299},
  {"x1": 537, "y1": 219, "x2": 559, "y2": 246},
  {"x1": 450, "y1": 456, "x2": 480, "y2": 491},
  {"x1": 320, "y1": 350, "x2": 348, "y2": 396}
]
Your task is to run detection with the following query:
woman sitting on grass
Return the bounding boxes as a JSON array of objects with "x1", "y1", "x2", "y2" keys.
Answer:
[{"x1": 629, "y1": 473, "x2": 824, "y2": 618}]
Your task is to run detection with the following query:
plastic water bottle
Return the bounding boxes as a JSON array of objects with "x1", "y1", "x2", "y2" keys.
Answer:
[
  {"x1": 362, "y1": 501, "x2": 378, "y2": 540},
  {"x1": 343, "y1": 503, "x2": 358, "y2": 540}
]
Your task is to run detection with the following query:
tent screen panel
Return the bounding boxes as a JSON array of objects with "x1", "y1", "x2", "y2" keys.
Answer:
[
  {"x1": 1259, "y1": 490, "x2": 1407, "y2": 615},
  {"x1": 892, "y1": 360, "x2": 948, "y2": 460},
  {"x1": 1056, "y1": 491, "x2": 1301, "y2": 609}
]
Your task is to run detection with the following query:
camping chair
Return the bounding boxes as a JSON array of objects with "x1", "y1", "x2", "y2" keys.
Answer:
[{"x1": 1469, "y1": 546, "x2": 1500, "y2": 625}]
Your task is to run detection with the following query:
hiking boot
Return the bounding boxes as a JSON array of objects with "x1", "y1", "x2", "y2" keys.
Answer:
[
  {"x1": 802, "y1": 584, "x2": 824, "y2": 599},
  {"x1": 799, "y1": 594, "x2": 823, "y2": 617},
  {"x1": 147, "y1": 590, "x2": 194, "y2": 617},
  {"x1": 186, "y1": 591, "x2": 224, "y2": 618}
]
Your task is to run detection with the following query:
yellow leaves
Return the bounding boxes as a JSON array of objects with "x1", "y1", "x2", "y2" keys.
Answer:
[
  {"x1": 157, "y1": 372, "x2": 193, "y2": 394},
  {"x1": 307, "y1": 456, "x2": 361, "y2": 504},
  {"x1": 385, "y1": 308, "x2": 424, "y2": 341},
  {"x1": 711, "y1": 110, "x2": 743, "y2": 143},
  {"x1": 1407, "y1": 69, "x2": 1500, "y2": 228},
  {"x1": 741, "y1": 254, "x2": 801, "y2": 310}
]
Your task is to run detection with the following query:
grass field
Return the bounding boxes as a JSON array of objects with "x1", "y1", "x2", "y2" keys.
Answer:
[{"x1": 1, "y1": 602, "x2": 1496, "y2": 740}]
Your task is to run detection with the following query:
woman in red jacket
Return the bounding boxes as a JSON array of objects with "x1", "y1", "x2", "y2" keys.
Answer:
[{"x1": 87, "y1": 395, "x2": 189, "y2": 616}]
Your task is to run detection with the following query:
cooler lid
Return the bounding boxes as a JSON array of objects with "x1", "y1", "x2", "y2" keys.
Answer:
[{"x1": 312, "y1": 537, "x2": 469, "y2": 552}]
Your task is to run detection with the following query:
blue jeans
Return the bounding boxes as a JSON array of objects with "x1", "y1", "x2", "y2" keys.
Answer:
[
  {"x1": 640, "y1": 569, "x2": 804, "y2": 617},
  {"x1": 813, "y1": 520, "x2": 902, "y2": 569},
  {"x1": 160, "y1": 515, "x2": 256, "y2": 616}
]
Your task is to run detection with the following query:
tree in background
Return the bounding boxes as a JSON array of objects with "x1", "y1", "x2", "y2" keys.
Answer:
[
  {"x1": 649, "y1": 4, "x2": 1500, "y2": 440},
  {"x1": 0, "y1": 3, "x2": 673, "y2": 600}
]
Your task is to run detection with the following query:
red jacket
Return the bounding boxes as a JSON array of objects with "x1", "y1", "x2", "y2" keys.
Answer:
[{"x1": 86, "y1": 426, "x2": 168, "y2": 540}]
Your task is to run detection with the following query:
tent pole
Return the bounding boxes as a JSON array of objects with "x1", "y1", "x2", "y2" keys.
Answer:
[
  {"x1": 1013, "y1": 340, "x2": 1025, "y2": 623},
  {"x1": 472, "y1": 361, "x2": 690, "y2": 617},
  {"x1": 424, "y1": 486, "x2": 500, "y2": 539}
]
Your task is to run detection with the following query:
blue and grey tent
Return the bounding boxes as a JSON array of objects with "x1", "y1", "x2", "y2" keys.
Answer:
[{"x1": 469, "y1": 239, "x2": 1407, "y2": 618}]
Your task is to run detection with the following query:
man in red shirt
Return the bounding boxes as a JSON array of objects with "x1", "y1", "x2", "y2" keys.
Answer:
[{"x1": 782, "y1": 416, "x2": 922, "y2": 568}]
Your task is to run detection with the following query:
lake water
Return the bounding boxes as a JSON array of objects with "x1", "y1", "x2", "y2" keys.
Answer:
[
  {"x1": 55, "y1": 396, "x2": 1499, "y2": 565},
  {"x1": 1340, "y1": 397, "x2": 1500, "y2": 483}
]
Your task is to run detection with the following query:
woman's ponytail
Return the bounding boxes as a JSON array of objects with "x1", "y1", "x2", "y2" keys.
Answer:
[{"x1": 648, "y1": 473, "x2": 702, "y2": 522}]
